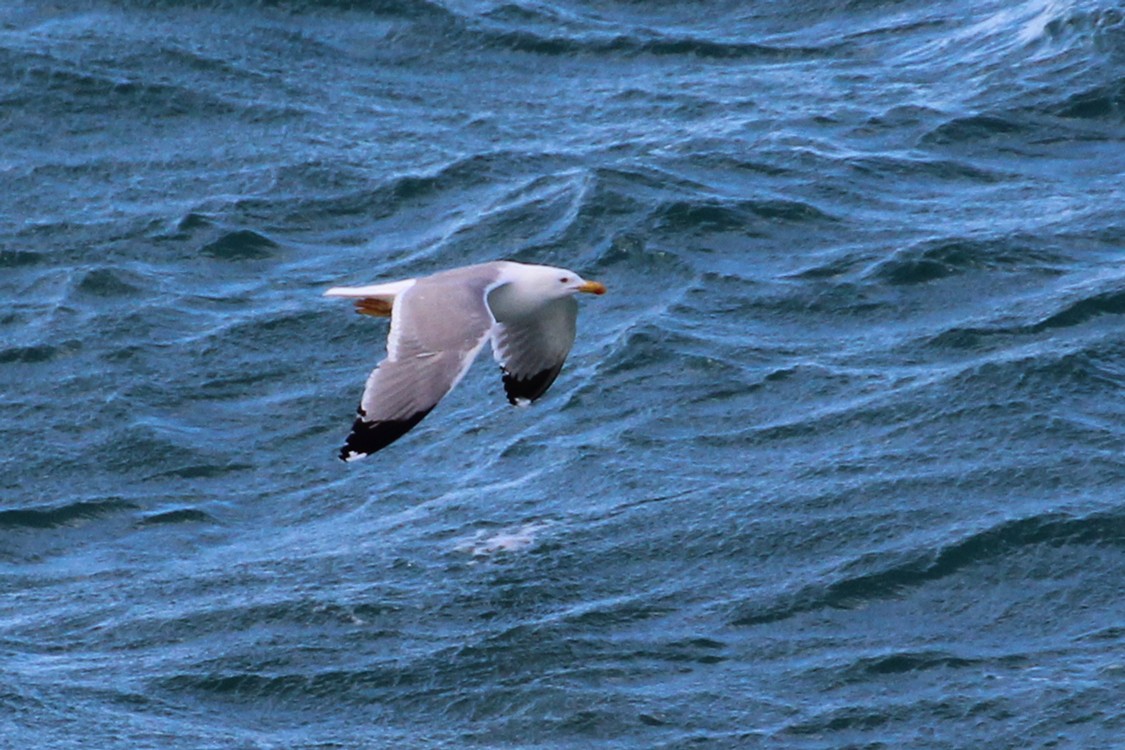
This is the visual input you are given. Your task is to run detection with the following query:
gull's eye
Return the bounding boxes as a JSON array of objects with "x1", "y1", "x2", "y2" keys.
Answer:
[{"x1": 559, "y1": 276, "x2": 571, "y2": 283}]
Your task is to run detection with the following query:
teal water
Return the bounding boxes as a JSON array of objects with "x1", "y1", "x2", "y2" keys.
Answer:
[{"x1": 2, "y1": 1, "x2": 1123, "y2": 747}]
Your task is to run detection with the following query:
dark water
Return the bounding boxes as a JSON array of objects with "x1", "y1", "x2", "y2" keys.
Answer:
[{"x1": 2, "y1": 0, "x2": 1124, "y2": 747}]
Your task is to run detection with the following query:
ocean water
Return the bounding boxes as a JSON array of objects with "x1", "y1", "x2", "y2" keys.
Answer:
[{"x1": 2, "y1": 0, "x2": 1123, "y2": 747}]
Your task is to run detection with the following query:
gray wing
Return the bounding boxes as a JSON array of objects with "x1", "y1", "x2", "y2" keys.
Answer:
[
  {"x1": 340, "y1": 265, "x2": 502, "y2": 461},
  {"x1": 490, "y1": 296, "x2": 578, "y2": 406}
]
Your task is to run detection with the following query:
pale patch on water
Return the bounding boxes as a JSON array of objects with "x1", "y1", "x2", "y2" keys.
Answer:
[{"x1": 453, "y1": 521, "x2": 550, "y2": 560}]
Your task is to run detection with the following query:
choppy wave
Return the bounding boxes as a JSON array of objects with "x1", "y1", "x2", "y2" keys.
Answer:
[
  {"x1": 733, "y1": 509, "x2": 1125, "y2": 626},
  {"x1": 0, "y1": 498, "x2": 138, "y2": 530},
  {"x1": 2, "y1": 0, "x2": 1123, "y2": 748}
]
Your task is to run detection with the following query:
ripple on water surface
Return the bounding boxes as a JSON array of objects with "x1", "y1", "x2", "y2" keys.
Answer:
[{"x1": 1, "y1": 0, "x2": 1123, "y2": 749}]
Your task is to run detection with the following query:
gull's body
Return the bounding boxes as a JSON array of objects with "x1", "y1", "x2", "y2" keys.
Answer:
[{"x1": 325, "y1": 260, "x2": 605, "y2": 461}]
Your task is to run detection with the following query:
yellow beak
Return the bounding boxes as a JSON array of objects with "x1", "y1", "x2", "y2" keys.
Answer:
[{"x1": 577, "y1": 280, "x2": 607, "y2": 295}]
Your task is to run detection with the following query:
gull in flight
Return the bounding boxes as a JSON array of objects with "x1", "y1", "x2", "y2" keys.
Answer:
[{"x1": 325, "y1": 260, "x2": 606, "y2": 461}]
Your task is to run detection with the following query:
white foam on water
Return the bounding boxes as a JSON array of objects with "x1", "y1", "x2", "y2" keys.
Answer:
[{"x1": 453, "y1": 521, "x2": 551, "y2": 559}]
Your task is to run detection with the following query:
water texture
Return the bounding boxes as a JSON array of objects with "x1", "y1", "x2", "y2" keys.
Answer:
[{"x1": 2, "y1": 0, "x2": 1123, "y2": 747}]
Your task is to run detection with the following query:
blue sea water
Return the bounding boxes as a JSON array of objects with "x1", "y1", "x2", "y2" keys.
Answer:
[{"x1": 2, "y1": 0, "x2": 1123, "y2": 747}]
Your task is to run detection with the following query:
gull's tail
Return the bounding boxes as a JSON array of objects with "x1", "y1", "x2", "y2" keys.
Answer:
[
  {"x1": 324, "y1": 278, "x2": 416, "y2": 300},
  {"x1": 325, "y1": 278, "x2": 417, "y2": 318}
]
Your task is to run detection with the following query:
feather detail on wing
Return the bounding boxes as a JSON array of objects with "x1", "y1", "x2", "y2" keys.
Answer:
[
  {"x1": 339, "y1": 267, "x2": 501, "y2": 460},
  {"x1": 490, "y1": 296, "x2": 578, "y2": 406}
]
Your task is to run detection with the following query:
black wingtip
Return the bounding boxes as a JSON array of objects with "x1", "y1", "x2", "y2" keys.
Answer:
[
  {"x1": 338, "y1": 407, "x2": 434, "y2": 461},
  {"x1": 501, "y1": 364, "x2": 564, "y2": 406}
]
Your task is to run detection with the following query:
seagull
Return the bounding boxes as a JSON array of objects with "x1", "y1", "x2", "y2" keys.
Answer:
[{"x1": 325, "y1": 260, "x2": 606, "y2": 461}]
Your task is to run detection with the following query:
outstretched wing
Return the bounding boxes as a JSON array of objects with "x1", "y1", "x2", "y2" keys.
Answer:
[
  {"x1": 340, "y1": 266, "x2": 502, "y2": 461},
  {"x1": 490, "y1": 296, "x2": 578, "y2": 406}
]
